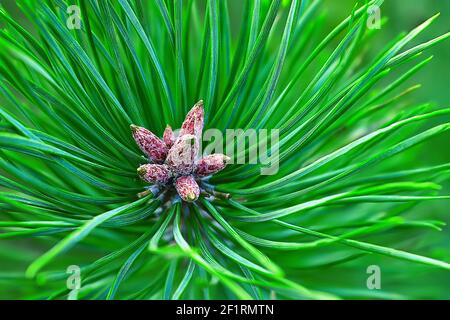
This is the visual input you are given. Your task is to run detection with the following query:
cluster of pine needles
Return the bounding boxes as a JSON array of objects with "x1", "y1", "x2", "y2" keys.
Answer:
[{"x1": 0, "y1": 0, "x2": 449, "y2": 299}]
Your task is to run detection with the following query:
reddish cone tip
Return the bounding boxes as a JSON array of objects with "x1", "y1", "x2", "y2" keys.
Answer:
[
  {"x1": 131, "y1": 124, "x2": 168, "y2": 164},
  {"x1": 180, "y1": 100, "x2": 204, "y2": 140},
  {"x1": 195, "y1": 154, "x2": 230, "y2": 177},
  {"x1": 137, "y1": 164, "x2": 171, "y2": 184},
  {"x1": 165, "y1": 134, "x2": 198, "y2": 175},
  {"x1": 175, "y1": 175, "x2": 200, "y2": 202},
  {"x1": 132, "y1": 100, "x2": 229, "y2": 202},
  {"x1": 163, "y1": 125, "x2": 175, "y2": 148}
]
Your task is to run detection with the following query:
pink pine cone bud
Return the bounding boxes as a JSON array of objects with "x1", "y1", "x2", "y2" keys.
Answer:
[
  {"x1": 180, "y1": 100, "x2": 204, "y2": 141},
  {"x1": 195, "y1": 154, "x2": 230, "y2": 177},
  {"x1": 165, "y1": 134, "x2": 199, "y2": 175},
  {"x1": 137, "y1": 164, "x2": 171, "y2": 184},
  {"x1": 175, "y1": 175, "x2": 200, "y2": 202},
  {"x1": 131, "y1": 125, "x2": 168, "y2": 163},
  {"x1": 163, "y1": 125, "x2": 175, "y2": 148}
]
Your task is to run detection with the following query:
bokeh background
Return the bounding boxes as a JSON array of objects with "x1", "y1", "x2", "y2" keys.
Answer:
[{"x1": 314, "y1": 0, "x2": 450, "y2": 299}]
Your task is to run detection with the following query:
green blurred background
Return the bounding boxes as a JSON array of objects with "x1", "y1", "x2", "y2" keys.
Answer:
[{"x1": 313, "y1": 0, "x2": 450, "y2": 298}]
